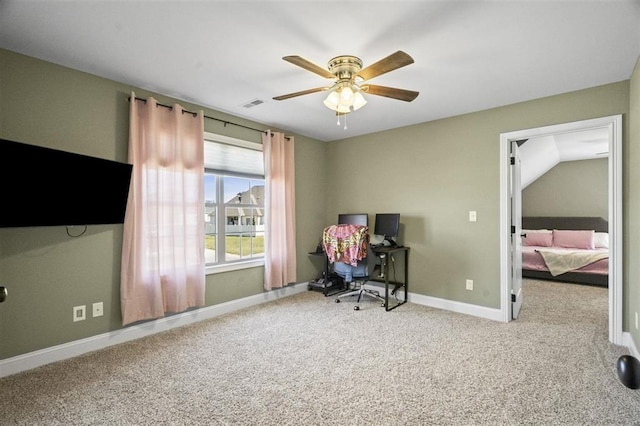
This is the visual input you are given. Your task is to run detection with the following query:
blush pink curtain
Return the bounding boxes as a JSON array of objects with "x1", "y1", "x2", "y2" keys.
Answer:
[
  {"x1": 121, "y1": 93, "x2": 205, "y2": 325},
  {"x1": 262, "y1": 131, "x2": 297, "y2": 290}
]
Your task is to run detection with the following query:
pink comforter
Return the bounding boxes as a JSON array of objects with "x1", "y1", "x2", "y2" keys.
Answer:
[{"x1": 522, "y1": 246, "x2": 609, "y2": 275}]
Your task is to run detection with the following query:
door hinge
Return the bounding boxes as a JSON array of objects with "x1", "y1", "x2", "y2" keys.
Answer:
[
  {"x1": 510, "y1": 156, "x2": 515, "y2": 165},
  {"x1": 511, "y1": 225, "x2": 516, "y2": 234},
  {"x1": 511, "y1": 294, "x2": 516, "y2": 302}
]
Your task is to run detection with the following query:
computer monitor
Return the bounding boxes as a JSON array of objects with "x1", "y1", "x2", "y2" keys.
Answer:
[
  {"x1": 338, "y1": 213, "x2": 368, "y2": 226},
  {"x1": 374, "y1": 213, "x2": 400, "y2": 246}
]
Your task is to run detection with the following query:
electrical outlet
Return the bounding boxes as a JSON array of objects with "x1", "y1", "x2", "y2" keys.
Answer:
[
  {"x1": 466, "y1": 279, "x2": 474, "y2": 291},
  {"x1": 92, "y1": 302, "x2": 104, "y2": 318},
  {"x1": 469, "y1": 211, "x2": 477, "y2": 222},
  {"x1": 73, "y1": 305, "x2": 86, "y2": 322}
]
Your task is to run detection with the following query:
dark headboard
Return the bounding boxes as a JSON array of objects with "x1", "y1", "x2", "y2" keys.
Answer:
[{"x1": 522, "y1": 216, "x2": 608, "y2": 232}]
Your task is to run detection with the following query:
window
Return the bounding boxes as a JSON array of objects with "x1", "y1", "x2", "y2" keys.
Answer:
[{"x1": 204, "y1": 133, "x2": 265, "y2": 273}]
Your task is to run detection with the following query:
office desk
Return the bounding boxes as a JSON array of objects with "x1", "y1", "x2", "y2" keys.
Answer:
[{"x1": 371, "y1": 245, "x2": 409, "y2": 311}]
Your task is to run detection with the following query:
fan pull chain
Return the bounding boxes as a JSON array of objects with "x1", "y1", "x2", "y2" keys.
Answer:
[{"x1": 335, "y1": 114, "x2": 348, "y2": 130}]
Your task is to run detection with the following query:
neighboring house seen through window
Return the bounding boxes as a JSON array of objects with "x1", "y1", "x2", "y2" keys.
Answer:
[{"x1": 204, "y1": 133, "x2": 265, "y2": 273}]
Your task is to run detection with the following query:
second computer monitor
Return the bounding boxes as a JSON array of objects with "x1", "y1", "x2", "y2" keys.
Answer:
[
  {"x1": 338, "y1": 213, "x2": 368, "y2": 226},
  {"x1": 374, "y1": 213, "x2": 400, "y2": 246}
]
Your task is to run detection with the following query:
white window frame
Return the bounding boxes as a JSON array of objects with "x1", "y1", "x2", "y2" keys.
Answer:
[{"x1": 204, "y1": 132, "x2": 265, "y2": 275}]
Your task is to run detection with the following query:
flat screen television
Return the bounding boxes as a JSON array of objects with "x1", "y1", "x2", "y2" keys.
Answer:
[
  {"x1": 374, "y1": 213, "x2": 400, "y2": 246},
  {"x1": 0, "y1": 138, "x2": 133, "y2": 228},
  {"x1": 338, "y1": 213, "x2": 368, "y2": 226}
]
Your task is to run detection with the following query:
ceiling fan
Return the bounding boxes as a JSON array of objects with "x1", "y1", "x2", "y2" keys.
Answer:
[{"x1": 273, "y1": 50, "x2": 419, "y2": 115}]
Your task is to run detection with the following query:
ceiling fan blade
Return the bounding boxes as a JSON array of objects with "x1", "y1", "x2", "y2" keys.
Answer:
[
  {"x1": 364, "y1": 84, "x2": 419, "y2": 102},
  {"x1": 357, "y1": 51, "x2": 414, "y2": 81},
  {"x1": 273, "y1": 87, "x2": 328, "y2": 101},
  {"x1": 282, "y1": 56, "x2": 335, "y2": 79}
]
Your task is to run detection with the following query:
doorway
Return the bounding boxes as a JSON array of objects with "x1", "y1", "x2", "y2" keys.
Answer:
[{"x1": 499, "y1": 115, "x2": 623, "y2": 345}]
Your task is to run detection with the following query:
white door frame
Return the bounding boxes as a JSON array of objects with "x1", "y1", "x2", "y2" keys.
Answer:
[
  {"x1": 510, "y1": 141, "x2": 523, "y2": 320},
  {"x1": 499, "y1": 114, "x2": 623, "y2": 345}
]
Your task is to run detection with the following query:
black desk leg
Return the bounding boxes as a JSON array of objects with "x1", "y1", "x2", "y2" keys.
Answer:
[{"x1": 384, "y1": 249, "x2": 408, "y2": 311}]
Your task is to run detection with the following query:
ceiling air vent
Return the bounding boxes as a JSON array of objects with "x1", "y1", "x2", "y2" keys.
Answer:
[{"x1": 241, "y1": 99, "x2": 265, "y2": 109}]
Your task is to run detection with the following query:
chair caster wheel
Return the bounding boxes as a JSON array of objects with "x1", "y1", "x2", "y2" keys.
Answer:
[
  {"x1": 335, "y1": 299, "x2": 340, "y2": 303},
  {"x1": 354, "y1": 306, "x2": 360, "y2": 310}
]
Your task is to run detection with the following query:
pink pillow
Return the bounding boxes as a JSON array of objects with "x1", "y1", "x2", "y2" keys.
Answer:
[
  {"x1": 522, "y1": 232, "x2": 553, "y2": 247},
  {"x1": 553, "y1": 230, "x2": 595, "y2": 249}
]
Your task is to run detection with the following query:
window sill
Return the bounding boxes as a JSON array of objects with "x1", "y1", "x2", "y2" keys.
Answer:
[{"x1": 206, "y1": 259, "x2": 264, "y2": 275}]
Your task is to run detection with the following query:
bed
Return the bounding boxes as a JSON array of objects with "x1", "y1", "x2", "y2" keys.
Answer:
[{"x1": 521, "y1": 216, "x2": 609, "y2": 287}]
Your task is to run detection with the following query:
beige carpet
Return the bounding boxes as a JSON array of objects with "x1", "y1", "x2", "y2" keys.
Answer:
[{"x1": 1, "y1": 279, "x2": 639, "y2": 425}]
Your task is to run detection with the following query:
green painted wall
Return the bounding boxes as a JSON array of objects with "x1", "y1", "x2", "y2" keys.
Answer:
[
  {"x1": 523, "y1": 158, "x2": 608, "y2": 218},
  {"x1": 627, "y1": 56, "x2": 640, "y2": 345}
]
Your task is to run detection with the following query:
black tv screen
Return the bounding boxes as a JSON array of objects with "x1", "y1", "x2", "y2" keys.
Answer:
[{"x1": 0, "y1": 138, "x2": 133, "y2": 228}]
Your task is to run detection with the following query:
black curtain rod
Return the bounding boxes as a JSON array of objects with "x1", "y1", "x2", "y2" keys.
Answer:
[{"x1": 129, "y1": 96, "x2": 285, "y2": 138}]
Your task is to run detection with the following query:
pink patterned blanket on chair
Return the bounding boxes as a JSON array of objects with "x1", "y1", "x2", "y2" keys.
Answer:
[{"x1": 322, "y1": 224, "x2": 369, "y2": 266}]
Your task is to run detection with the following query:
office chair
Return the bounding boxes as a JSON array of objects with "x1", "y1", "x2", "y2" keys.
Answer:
[{"x1": 322, "y1": 221, "x2": 384, "y2": 310}]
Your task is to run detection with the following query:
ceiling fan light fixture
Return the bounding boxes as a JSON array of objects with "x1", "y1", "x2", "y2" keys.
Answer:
[
  {"x1": 336, "y1": 103, "x2": 351, "y2": 114},
  {"x1": 340, "y1": 86, "x2": 354, "y2": 103},
  {"x1": 352, "y1": 91, "x2": 367, "y2": 111},
  {"x1": 323, "y1": 85, "x2": 366, "y2": 113},
  {"x1": 277, "y1": 51, "x2": 417, "y2": 118},
  {"x1": 323, "y1": 91, "x2": 340, "y2": 110}
]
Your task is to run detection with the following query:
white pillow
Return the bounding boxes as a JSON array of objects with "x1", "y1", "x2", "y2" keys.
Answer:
[{"x1": 594, "y1": 232, "x2": 609, "y2": 249}]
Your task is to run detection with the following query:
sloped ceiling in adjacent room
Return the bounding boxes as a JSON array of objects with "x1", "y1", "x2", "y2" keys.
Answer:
[{"x1": 519, "y1": 127, "x2": 610, "y2": 189}]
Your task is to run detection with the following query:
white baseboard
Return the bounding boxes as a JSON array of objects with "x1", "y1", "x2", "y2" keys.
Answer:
[
  {"x1": 1, "y1": 282, "x2": 309, "y2": 378},
  {"x1": 362, "y1": 282, "x2": 503, "y2": 321},
  {"x1": 407, "y1": 291, "x2": 504, "y2": 322}
]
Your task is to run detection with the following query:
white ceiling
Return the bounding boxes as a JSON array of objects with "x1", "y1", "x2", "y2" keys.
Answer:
[{"x1": 0, "y1": 0, "x2": 639, "y2": 145}]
